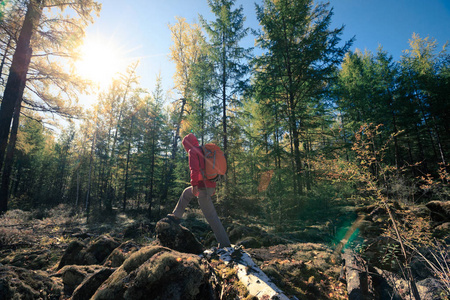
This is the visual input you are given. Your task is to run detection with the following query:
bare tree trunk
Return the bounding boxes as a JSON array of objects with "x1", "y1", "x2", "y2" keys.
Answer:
[
  {"x1": 76, "y1": 165, "x2": 80, "y2": 208},
  {"x1": 287, "y1": 122, "x2": 297, "y2": 196},
  {"x1": 0, "y1": 0, "x2": 42, "y2": 174},
  {"x1": 222, "y1": 75, "x2": 227, "y2": 158},
  {"x1": 164, "y1": 97, "x2": 186, "y2": 200},
  {"x1": 147, "y1": 118, "x2": 157, "y2": 218},
  {"x1": 171, "y1": 97, "x2": 186, "y2": 160},
  {"x1": 0, "y1": 47, "x2": 31, "y2": 212},
  {"x1": 201, "y1": 95, "x2": 205, "y2": 145},
  {"x1": 85, "y1": 125, "x2": 97, "y2": 219},
  {"x1": 122, "y1": 116, "x2": 134, "y2": 211},
  {"x1": 106, "y1": 67, "x2": 136, "y2": 210}
]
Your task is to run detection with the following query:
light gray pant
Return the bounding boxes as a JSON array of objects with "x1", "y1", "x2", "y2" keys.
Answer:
[{"x1": 172, "y1": 187, "x2": 231, "y2": 248}]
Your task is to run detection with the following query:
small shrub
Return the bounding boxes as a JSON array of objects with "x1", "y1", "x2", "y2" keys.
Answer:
[
  {"x1": 0, "y1": 226, "x2": 20, "y2": 247},
  {"x1": 0, "y1": 209, "x2": 32, "y2": 225}
]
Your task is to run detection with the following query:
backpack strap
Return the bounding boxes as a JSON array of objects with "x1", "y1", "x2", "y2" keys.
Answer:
[{"x1": 200, "y1": 145, "x2": 207, "y2": 180}]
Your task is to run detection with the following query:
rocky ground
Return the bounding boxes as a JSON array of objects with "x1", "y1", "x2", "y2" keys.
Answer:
[{"x1": 0, "y1": 201, "x2": 448, "y2": 299}]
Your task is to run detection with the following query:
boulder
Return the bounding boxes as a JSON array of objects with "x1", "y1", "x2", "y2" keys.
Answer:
[
  {"x1": 57, "y1": 240, "x2": 86, "y2": 270},
  {"x1": 373, "y1": 267, "x2": 444, "y2": 300},
  {"x1": 57, "y1": 235, "x2": 120, "y2": 270},
  {"x1": 91, "y1": 245, "x2": 214, "y2": 300},
  {"x1": 426, "y1": 200, "x2": 450, "y2": 223},
  {"x1": 84, "y1": 235, "x2": 121, "y2": 265},
  {"x1": 434, "y1": 222, "x2": 450, "y2": 239},
  {"x1": 71, "y1": 268, "x2": 115, "y2": 300},
  {"x1": 417, "y1": 278, "x2": 446, "y2": 300},
  {"x1": 104, "y1": 240, "x2": 141, "y2": 268},
  {"x1": 54, "y1": 264, "x2": 106, "y2": 295},
  {"x1": 155, "y1": 218, "x2": 204, "y2": 254}
]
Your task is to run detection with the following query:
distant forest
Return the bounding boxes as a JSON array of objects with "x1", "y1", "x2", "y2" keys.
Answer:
[{"x1": 0, "y1": 0, "x2": 449, "y2": 224}]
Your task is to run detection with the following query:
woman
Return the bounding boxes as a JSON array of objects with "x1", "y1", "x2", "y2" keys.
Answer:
[{"x1": 168, "y1": 133, "x2": 231, "y2": 248}]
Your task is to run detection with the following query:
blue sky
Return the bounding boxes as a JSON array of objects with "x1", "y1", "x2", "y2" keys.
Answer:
[{"x1": 82, "y1": 0, "x2": 450, "y2": 104}]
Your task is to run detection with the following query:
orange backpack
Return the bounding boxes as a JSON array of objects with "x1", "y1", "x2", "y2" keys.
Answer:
[{"x1": 201, "y1": 144, "x2": 227, "y2": 182}]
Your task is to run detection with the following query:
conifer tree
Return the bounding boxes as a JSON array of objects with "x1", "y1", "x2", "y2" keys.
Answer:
[
  {"x1": 253, "y1": 0, "x2": 352, "y2": 196},
  {"x1": 398, "y1": 34, "x2": 449, "y2": 168},
  {"x1": 199, "y1": 0, "x2": 251, "y2": 157},
  {"x1": 140, "y1": 74, "x2": 167, "y2": 217}
]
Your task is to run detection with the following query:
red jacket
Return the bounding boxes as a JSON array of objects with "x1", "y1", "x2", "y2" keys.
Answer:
[{"x1": 182, "y1": 134, "x2": 216, "y2": 188}]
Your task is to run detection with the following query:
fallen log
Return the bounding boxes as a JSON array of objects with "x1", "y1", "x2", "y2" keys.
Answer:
[
  {"x1": 204, "y1": 246, "x2": 295, "y2": 300},
  {"x1": 342, "y1": 248, "x2": 374, "y2": 300}
]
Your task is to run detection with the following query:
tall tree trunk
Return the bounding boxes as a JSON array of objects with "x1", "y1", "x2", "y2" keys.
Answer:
[
  {"x1": 412, "y1": 85, "x2": 440, "y2": 164},
  {"x1": 390, "y1": 100, "x2": 400, "y2": 170},
  {"x1": 76, "y1": 165, "x2": 80, "y2": 208},
  {"x1": 0, "y1": 46, "x2": 31, "y2": 213},
  {"x1": 164, "y1": 97, "x2": 186, "y2": 200},
  {"x1": 123, "y1": 116, "x2": 134, "y2": 211},
  {"x1": 222, "y1": 74, "x2": 227, "y2": 158},
  {"x1": 287, "y1": 95, "x2": 302, "y2": 196},
  {"x1": 0, "y1": 0, "x2": 42, "y2": 174},
  {"x1": 85, "y1": 126, "x2": 97, "y2": 219},
  {"x1": 406, "y1": 134, "x2": 417, "y2": 177},
  {"x1": 12, "y1": 162, "x2": 22, "y2": 197},
  {"x1": 414, "y1": 123, "x2": 428, "y2": 173},
  {"x1": 221, "y1": 35, "x2": 229, "y2": 201},
  {"x1": 341, "y1": 113, "x2": 350, "y2": 161},
  {"x1": 201, "y1": 95, "x2": 205, "y2": 145},
  {"x1": 430, "y1": 114, "x2": 447, "y2": 165},
  {"x1": 0, "y1": 94, "x2": 22, "y2": 212},
  {"x1": 172, "y1": 97, "x2": 187, "y2": 160},
  {"x1": 287, "y1": 120, "x2": 297, "y2": 196},
  {"x1": 106, "y1": 74, "x2": 133, "y2": 210},
  {"x1": 147, "y1": 119, "x2": 156, "y2": 218},
  {"x1": 281, "y1": 11, "x2": 302, "y2": 196}
]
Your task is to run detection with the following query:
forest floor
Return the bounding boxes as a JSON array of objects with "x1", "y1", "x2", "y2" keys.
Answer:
[{"x1": 0, "y1": 199, "x2": 448, "y2": 299}]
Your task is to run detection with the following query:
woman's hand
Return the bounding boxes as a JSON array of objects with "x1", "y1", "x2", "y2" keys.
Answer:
[{"x1": 192, "y1": 185, "x2": 199, "y2": 197}]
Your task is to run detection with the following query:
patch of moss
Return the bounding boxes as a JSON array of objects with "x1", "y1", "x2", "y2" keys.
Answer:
[
  {"x1": 0, "y1": 266, "x2": 63, "y2": 299},
  {"x1": 122, "y1": 245, "x2": 169, "y2": 273},
  {"x1": 127, "y1": 251, "x2": 204, "y2": 298},
  {"x1": 1, "y1": 249, "x2": 55, "y2": 270},
  {"x1": 93, "y1": 246, "x2": 211, "y2": 300}
]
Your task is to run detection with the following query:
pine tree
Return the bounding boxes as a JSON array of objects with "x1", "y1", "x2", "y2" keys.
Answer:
[
  {"x1": 253, "y1": 0, "x2": 352, "y2": 196},
  {"x1": 398, "y1": 34, "x2": 449, "y2": 168},
  {"x1": 199, "y1": 0, "x2": 251, "y2": 157}
]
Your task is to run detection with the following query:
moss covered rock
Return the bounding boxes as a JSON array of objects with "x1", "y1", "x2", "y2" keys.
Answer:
[
  {"x1": 57, "y1": 240, "x2": 86, "y2": 270},
  {"x1": 57, "y1": 235, "x2": 120, "y2": 270},
  {"x1": 71, "y1": 268, "x2": 115, "y2": 300},
  {"x1": 55, "y1": 264, "x2": 106, "y2": 295},
  {"x1": 84, "y1": 235, "x2": 120, "y2": 265},
  {"x1": 92, "y1": 245, "x2": 214, "y2": 300},
  {"x1": 104, "y1": 240, "x2": 141, "y2": 268},
  {"x1": 426, "y1": 200, "x2": 450, "y2": 223},
  {"x1": 155, "y1": 218, "x2": 204, "y2": 254}
]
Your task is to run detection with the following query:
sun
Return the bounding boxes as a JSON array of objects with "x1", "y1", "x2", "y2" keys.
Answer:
[{"x1": 76, "y1": 36, "x2": 126, "y2": 90}]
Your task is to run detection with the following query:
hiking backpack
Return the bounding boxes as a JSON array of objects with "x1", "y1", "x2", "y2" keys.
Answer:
[{"x1": 201, "y1": 144, "x2": 227, "y2": 182}]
